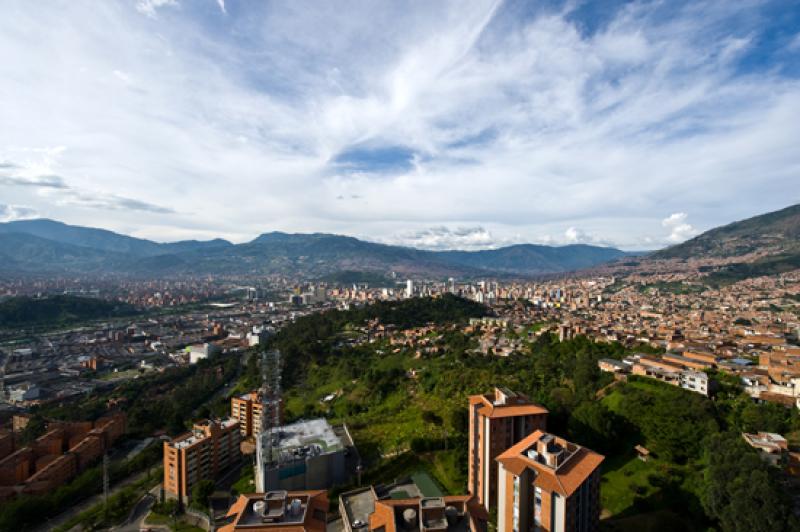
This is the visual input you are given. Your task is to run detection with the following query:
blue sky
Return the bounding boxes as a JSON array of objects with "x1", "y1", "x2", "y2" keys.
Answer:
[{"x1": 0, "y1": 0, "x2": 798, "y2": 250}]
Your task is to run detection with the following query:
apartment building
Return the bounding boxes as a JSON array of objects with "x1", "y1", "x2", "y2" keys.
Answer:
[
  {"x1": 232, "y1": 392, "x2": 264, "y2": 438},
  {"x1": 679, "y1": 370, "x2": 710, "y2": 396},
  {"x1": 468, "y1": 388, "x2": 548, "y2": 511},
  {"x1": 496, "y1": 431, "x2": 604, "y2": 532},
  {"x1": 231, "y1": 391, "x2": 283, "y2": 438},
  {"x1": 0, "y1": 413, "x2": 126, "y2": 501},
  {"x1": 164, "y1": 418, "x2": 242, "y2": 503},
  {"x1": 220, "y1": 490, "x2": 328, "y2": 532}
]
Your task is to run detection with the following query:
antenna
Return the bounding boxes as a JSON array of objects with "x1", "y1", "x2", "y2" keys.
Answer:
[{"x1": 258, "y1": 349, "x2": 282, "y2": 491}]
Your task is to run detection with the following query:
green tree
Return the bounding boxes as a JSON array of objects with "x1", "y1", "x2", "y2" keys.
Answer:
[
  {"x1": 702, "y1": 432, "x2": 798, "y2": 532},
  {"x1": 740, "y1": 402, "x2": 788, "y2": 433},
  {"x1": 190, "y1": 479, "x2": 215, "y2": 510},
  {"x1": 567, "y1": 401, "x2": 618, "y2": 453},
  {"x1": 449, "y1": 407, "x2": 468, "y2": 435}
]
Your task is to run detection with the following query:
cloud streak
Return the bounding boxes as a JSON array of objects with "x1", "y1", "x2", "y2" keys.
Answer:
[
  {"x1": 0, "y1": 203, "x2": 37, "y2": 222},
  {"x1": 0, "y1": 1, "x2": 797, "y2": 247}
]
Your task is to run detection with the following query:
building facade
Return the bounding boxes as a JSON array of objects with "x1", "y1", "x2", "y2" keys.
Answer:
[
  {"x1": 231, "y1": 391, "x2": 283, "y2": 438},
  {"x1": 468, "y1": 388, "x2": 548, "y2": 511},
  {"x1": 164, "y1": 418, "x2": 242, "y2": 503},
  {"x1": 496, "y1": 431, "x2": 604, "y2": 532},
  {"x1": 0, "y1": 413, "x2": 126, "y2": 501}
]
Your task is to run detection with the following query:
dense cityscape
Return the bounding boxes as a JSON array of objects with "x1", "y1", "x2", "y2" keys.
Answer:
[{"x1": 0, "y1": 202, "x2": 798, "y2": 531}]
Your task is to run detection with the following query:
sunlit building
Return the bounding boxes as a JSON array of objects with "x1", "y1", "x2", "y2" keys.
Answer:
[
  {"x1": 468, "y1": 387, "x2": 548, "y2": 510},
  {"x1": 496, "y1": 431, "x2": 603, "y2": 532}
]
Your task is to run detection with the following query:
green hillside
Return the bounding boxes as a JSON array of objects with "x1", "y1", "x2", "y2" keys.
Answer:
[{"x1": 654, "y1": 204, "x2": 800, "y2": 260}]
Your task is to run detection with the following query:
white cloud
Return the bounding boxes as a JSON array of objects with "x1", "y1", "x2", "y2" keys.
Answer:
[
  {"x1": 0, "y1": 204, "x2": 37, "y2": 222},
  {"x1": 0, "y1": 2, "x2": 797, "y2": 248},
  {"x1": 384, "y1": 226, "x2": 516, "y2": 251},
  {"x1": 662, "y1": 212, "x2": 698, "y2": 243},
  {"x1": 136, "y1": 0, "x2": 178, "y2": 18},
  {"x1": 216, "y1": 0, "x2": 226, "y2": 15},
  {"x1": 789, "y1": 32, "x2": 800, "y2": 51}
]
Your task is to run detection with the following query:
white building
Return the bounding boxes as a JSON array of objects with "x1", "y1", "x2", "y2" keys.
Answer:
[
  {"x1": 679, "y1": 370, "x2": 709, "y2": 396},
  {"x1": 405, "y1": 279, "x2": 414, "y2": 298},
  {"x1": 8, "y1": 383, "x2": 40, "y2": 403},
  {"x1": 187, "y1": 342, "x2": 220, "y2": 364}
]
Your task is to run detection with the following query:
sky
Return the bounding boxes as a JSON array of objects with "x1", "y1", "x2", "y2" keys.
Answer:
[{"x1": 0, "y1": 0, "x2": 799, "y2": 251}]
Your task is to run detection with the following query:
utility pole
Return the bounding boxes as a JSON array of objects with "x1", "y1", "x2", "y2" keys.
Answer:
[{"x1": 103, "y1": 453, "x2": 110, "y2": 518}]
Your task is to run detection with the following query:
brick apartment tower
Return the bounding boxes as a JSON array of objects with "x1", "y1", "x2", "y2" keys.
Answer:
[
  {"x1": 163, "y1": 418, "x2": 242, "y2": 503},
  {"x1": 468, "y1": 387, "x2": 548, "y2": 511},
  {"x1": 231, "y1": 391, "x2": 283, "y2": 438},
  {"x1": 231, "y1": 392, "x2": 264, "y2": 438},
  {"x1": 496, "y1": 430, "x2": 604, "y2": 532}
]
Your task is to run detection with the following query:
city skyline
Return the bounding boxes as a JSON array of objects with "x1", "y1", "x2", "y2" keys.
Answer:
[{"x1": 1, "y1": 1, "x2": 799, "y2": 250}]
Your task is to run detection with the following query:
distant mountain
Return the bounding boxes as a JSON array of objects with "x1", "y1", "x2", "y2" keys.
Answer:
[
  {"x1": 0, "y1": 219, "x2": 233, "y2": 256},
  {"x1": 0, "y1": 219, "x2": 162, "y2": 256},
  {"x1": 641, "y1": 203, "x2": 800, "y2": 284},
  {"x1": 0, "y1": 219, "x2": 629, "y2": 278},
  {"x1": 437, "y1": 244, "x2": 628, "y2": 274},
  {"x1": 653, "y1": 204, "x2": 800, "y2": 260}
]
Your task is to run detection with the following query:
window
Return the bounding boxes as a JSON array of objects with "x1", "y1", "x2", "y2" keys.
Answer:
[
  {"x1": 512, "y1": 475, "x2": 520, "y2": 532},
  {"x1": 534, "y1": 486, "x2": 542, "y2": 528}
]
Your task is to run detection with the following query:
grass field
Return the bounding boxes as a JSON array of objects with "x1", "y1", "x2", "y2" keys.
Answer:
[
  {"x1": 231, "y1": 462, "x2": 256, "y2": 495},
  {"x1": 600, "y1": 454, "x2": 659, "y2": 515}
]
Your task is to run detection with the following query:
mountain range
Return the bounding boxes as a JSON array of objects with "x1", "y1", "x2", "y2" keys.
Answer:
[
  {"x1": 653, "y1": 203, "x2": 800, "y2": 260},
  {"x1": 647, "y1": 203, "x2": 800, "y2": 283},
  {"x1": 3, "y1": 204, "x2": 796, "y2": 279},
  {"x1": 0, "y1": 219, "x2": 629, "y2": 278}
]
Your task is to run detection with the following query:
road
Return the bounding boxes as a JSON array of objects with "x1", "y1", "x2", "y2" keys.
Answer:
[
  {"x1": 114, "y1": 491, "x2": 156, "y2": 532},
  {"x1": 33, "y1": 469, "x2": 154, "y2": 532}
]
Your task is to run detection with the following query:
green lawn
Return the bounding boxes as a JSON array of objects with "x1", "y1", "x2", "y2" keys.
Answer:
[
  {"x1": 231, "y1": 463, "x2": 256, "y2": 495},
  {"x1": 601, "y1": 455, "x2": 659, "y2": 515}
]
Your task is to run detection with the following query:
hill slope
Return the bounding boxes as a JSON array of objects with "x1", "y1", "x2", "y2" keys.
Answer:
[
  {"x1": 438, "y1": 244, "x2": 627, "y2": 274},
  {"x1": 653, "y1": 204, "x2": 800, "y2": 260},
  {"x1": 0, "y1": 220, "x2": 628, "y2": 277}
]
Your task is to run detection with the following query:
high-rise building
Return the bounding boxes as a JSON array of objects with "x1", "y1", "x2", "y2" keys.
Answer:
[
  {"x1": 231, "y1": 391, "x2": 282, "y2": 438},
  {"x1": 496, "y1": 430, "x2": 604, "y2": 532},
  {"x1": 406, "y1": 279, "x2": 414, "y2": 298},
  {"x1": 468, "y1": 387, "x2": 548, "y2": 511},
  {"x1": 164, "y1": 418, "x2": 242, "y2": 503}
]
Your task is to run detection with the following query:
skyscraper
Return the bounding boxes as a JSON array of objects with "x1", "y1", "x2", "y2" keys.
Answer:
[
  {"x1": 468, "y1": 387, "x2": 548, "y2": 511},
  {"x1": 496, "y1": 431, "x2": 604, "y2": 532}
]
